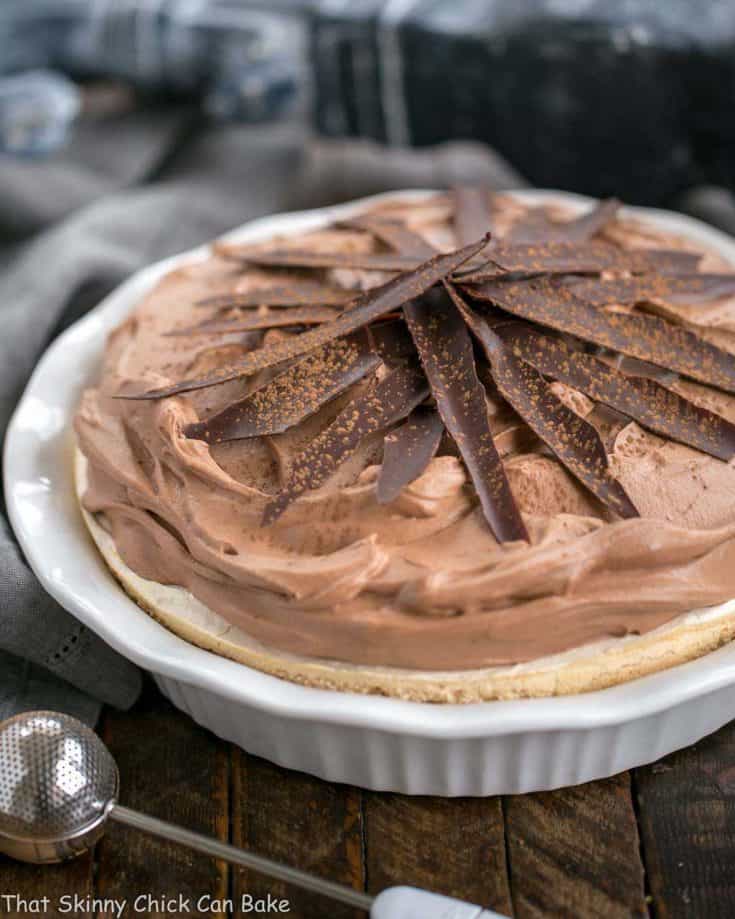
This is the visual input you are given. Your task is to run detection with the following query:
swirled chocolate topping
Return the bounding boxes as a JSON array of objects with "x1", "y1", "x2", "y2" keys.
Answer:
[{"x1": 76, "y1": 191, "x2": 735, "y2": 671}]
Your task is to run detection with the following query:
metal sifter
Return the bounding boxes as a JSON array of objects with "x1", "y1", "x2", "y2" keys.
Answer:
[{"x1": 0, "y1": 711, "x2": 504, "y2": 919}]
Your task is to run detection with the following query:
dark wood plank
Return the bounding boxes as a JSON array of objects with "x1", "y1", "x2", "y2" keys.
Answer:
[
  {"x1": 635, "y1": 721, "x2": 735, "y2": 919},
  {"x1": 363, "y1": 793, "x2": 512, "y2": 916},
  {"x1": 95, "y1": 681, "x2": 229, "y2": 918},
  {"x1": 0, "y1": 853, "x2": 93, "y2": 919},
  {"x1": 504, "y1": 772, "x2": 647, "y2": 918},
  {"x1": 231, "y1": 750, "x2": 365, "y2": 919}
]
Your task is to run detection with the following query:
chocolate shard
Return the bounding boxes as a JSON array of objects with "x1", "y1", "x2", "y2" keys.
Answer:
[
  {"x1": 166, "y1": 306, "x2": 338, "y2": 336},
  {"x1": 557, "y1": 198, "x2": 621, "y2": 242},
  {"x1": 215, "y1": 244, "x2": 419, "y2": 273},
  {"x1": 452, "y1": 185, "x2": 495, "y2": 246},
  {"x1": 457, "y1": 241, "x2": 702, "y2": 281},
  {"x1": 368, "y1": 319, "x2": 417, "y2": 365},
  {"x1": 488, "y1": 241, "x2": 619, "y2": 275},
  {"x1": 507, "y1": 198, "x2": 620, "y2": 244},
  {"x1": 566, "y1": 273, "x2": 735, "y2": 306},
  {"x1": 497, "y1": 322, "x2": 735, "y2": 462},
  {"x1": 464, "y1": 275, "x2": 735, "y2": 394},
  {"x1": 230, "y1": 238, "x2": 699, "y2": 281},
  {"x1": 185, "y1": 333, "x2": 381, "y2": 443},
  {"x1": 116, "y1": 235, "x2": 490, "y2": 400},
  {"x1": 444, "y1": 285, "x2": 639, "y2": 518},
  {"x1": 376, "y1": 407, "x2": 444, "y2": 504},
  {"x1": 196, "y1": 283, "x2": 354, "y2": 310},
  {"x1": 263, "y1": 363, "x2": 430, "y2": 525},
  {"x1": 613, "y1": 354, "x2": 676, "y2": 383},
  {"x1": 337, "y1": 215, "x2": 436, "y2": 257},
  {"x1": 628, "y1": 249, "x2": 703, "y2": 276},
  {"x1": 403, "y1": 288, "x2": 528, "y2": 543}
]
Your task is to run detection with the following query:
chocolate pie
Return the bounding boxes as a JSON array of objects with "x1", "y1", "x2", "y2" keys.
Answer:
[{"x1": 74, "y1": 190, "x2": 735, "y2": 701}]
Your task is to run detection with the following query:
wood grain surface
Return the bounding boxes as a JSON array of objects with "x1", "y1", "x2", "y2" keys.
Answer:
[
  {"x1": 1, "y1": 680, "x2": 734, "y2": 918},
  {"x1": 635, "y1": 725, "x2": 735, "y2": 919},
  {"x1": 504, "y1": 775, "x2": 646, "y2": 918}
]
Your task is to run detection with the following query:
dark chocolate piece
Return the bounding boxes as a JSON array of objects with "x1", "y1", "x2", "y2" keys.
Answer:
[
  {"x1": 445, "y1": 285, "x2": 638, "y2": 518},
  {"x1": 554, "y1": 198, "x2": 621, "y2": 242},
  {"x1": 337, "y1": 215, "x2": 435, "y2": 257},
  {"x1": 117, "y1": 235, "x2": 489, "y2": 400},
  {"x1": 376, "y1": 407, "x2": 444, "y2": 504},
  {"x1": 263, "y1": 363, "x2": 430, "y2": 525},
  {"x1": 498, "y1": 322, "x2": 735, "y2": 461},
  {"x1": 215, "y1": 244, "x2": 419, "y2": 273},
  {"x1": 613, "y1": 354, "x2": 676, "y2": 383},
  {"x1": 403, "y1": 288, "x2": 528, "y2": 543},
  {"x1": 196, "y1": 284, "x2": 353, "y2": 309},
  {"x1": 465, "y1": 275, "x2": 735, "y2": 393},
  {"x1": 627, "y1": 248, "x2": 703, "y2": 276},
  {"x1": 507, "y1": 198, "x2": 620, "y2": 243},
  {"x1": 190, "y1": 330, "x2": 263, "y2": 356},
  {"x1": 167, "y1": 306, "x2": 337, "y2": 336},
  {"x1": 368, "y1": 319, "x2": 417, "y2": 365},
  {"x1": 458, "y1": 241, "x2": 701, "y2": 281},
  {"x1": 566, "y1": 273, "x2": 735, "y2": 306},
  {"x1": 185, "y1": 333, "x2": 381, "y2": 443},
  {"x1": 452, "y1": 186, "x2": 495, "y2": 246},
  {"x1": 231, "y1": 237, "x2": 699, "y2": 282}
]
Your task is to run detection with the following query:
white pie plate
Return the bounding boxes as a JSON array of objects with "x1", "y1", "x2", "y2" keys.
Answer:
[{"x1": 6, "y1": 188, "x2": 735, "y2": 796}]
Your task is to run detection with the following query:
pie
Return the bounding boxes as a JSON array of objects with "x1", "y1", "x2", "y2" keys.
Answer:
[{"x1": 74, "y1": 190, "x2": 735, "y2": 701}]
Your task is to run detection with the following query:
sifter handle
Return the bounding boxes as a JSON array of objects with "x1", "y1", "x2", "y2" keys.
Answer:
[
  {"x1": 371, "y1": 886, "x2": 507, "y2": 919},
  {"x1": 110, "y1": 806, "x2": 507, "y2": 918},
  {"x1": 109, "y1": 805, "x2": 373, "y2": 911}
]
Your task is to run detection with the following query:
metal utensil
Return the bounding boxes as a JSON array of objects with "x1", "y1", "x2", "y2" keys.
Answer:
[{"x1": 0, "y1": 711, "x2": 504, "y2": 919}]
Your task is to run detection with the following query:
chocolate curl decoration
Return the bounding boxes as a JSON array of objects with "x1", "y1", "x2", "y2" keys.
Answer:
[
  {"x1": 554, "y1": 197, "x2": 621, "y2": 242},
  {"x1": 403, "y1": 289, "x2": 528, "y2": 543},
  {"x1": 263, "y1": 364, "x2": 430, "y2": 525},
  {"x1": 229, "y1": 238, "x2": 699, "y2": 281},
  {"x1": 368, "y1": 319, "x2": 418, "y2": 366},
  {"x1": 452, "y1": 186, "x2": 495, "y2": 246},
  {"x1": 215, "y1": 245, "x2": 419, "y2": 273},
  {"x1": 507, "y1": 198, "x2": 620, "y2": 244},
  {"x1": 337, "y1": 221, "x2": 446, "y2": 455},
  {"x1": 496, "y1": 323, "x2": 735, "y2": 462},
  {"x1": 444, "y1": 285, "x2": 639, "y2": 519},
  {"x1": 566, "y1": 273, "x2": 735, "y2": 307},
  {"x1": 626, "y1": 248, "x2": 702, "y2": 276},
  {"x1": 457, "y1": 241, "x2": 701, "y2": 282},
  {"x1": 465, "y1": 275, "x2": 735, "y2": 394},
  {"x1": 337, "y1": 215, "x2": 436, "y2": 257},
  {"x1": 118, "y1": 235, "x2": 490, "y2": 400},
  {"x1": 376, "y1": 407, "x2": 444, "y2": 504},
  {"x1": 196, "y1": 283, "x2": 353, "y2": 309},
  {"x1": 166, "y1": 306, "x2": 338, "y2": 336},
  {"x1": 185, "y1": 334, "x2": 381, "y2": 443}
]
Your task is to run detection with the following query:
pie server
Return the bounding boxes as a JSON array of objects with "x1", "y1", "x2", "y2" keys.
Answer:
[{"x1": 0, "y1": 711, "x2": 504, "y2": 919}]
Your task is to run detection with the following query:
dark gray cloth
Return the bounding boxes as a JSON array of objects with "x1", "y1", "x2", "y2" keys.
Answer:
[{"x1": 0, "y1": 106, "x2": 524, "y2": 725}]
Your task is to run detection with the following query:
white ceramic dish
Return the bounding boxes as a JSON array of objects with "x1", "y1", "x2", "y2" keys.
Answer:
[{"x1": 7, "y1": 188, "x2": 735, "y2": 796}]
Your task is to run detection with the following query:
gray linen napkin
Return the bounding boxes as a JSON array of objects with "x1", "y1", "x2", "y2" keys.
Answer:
[{"x1": 0, "y1": 106, "x2": 524, "y2": 725}]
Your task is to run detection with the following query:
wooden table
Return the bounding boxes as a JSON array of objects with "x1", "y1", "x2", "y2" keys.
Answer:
[{"x1": 2, "y1": 679, "x2": 734, "y2": 919}]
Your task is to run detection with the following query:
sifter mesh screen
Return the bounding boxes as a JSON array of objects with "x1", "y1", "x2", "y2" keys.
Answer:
[{"x1": 0, "y1": 711, "x2": 117, "y2": 840}]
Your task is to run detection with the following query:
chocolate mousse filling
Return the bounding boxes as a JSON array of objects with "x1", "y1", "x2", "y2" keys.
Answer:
[{"x1": 75, "y1": 191, "x2": 735, "y2": 671}]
